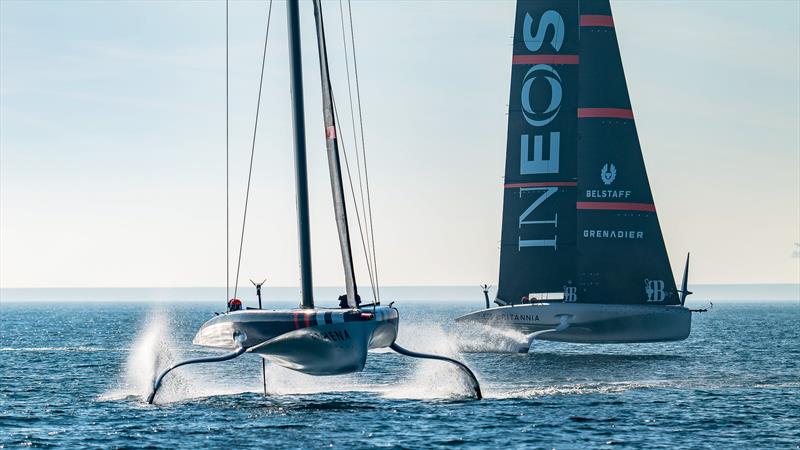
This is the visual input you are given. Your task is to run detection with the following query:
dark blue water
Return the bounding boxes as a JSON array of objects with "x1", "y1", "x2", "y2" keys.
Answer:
[{"x1": 1, "y1": 301, "x2": 798, "y2": 448}]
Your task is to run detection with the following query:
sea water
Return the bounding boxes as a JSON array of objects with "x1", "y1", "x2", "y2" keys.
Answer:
[{"x1": 1, "y1": 300, "x2": 798, "y2": 448}]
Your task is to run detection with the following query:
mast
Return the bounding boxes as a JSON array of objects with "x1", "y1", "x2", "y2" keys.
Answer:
[
  {"x1": 286, "y1": 0, "x2": 314, "y2": 309},
  {"x1": 311, "y1": 0, "x2": 358, "y2": 308}
]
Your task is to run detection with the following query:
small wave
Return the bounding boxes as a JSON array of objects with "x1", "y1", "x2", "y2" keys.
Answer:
[
  {"x1": 0, "y1": 346, "x2": 107, "y2": 352},
  {"x1": 485, "y1": 380, "x2": 676, "y2": 399},
  {"x1": 752, "y1": 381, "x2": 800, "y2": 389}
]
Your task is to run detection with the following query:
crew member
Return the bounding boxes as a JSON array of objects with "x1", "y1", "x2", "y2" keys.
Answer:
[
  {"x1": 227, "y1": 298, "x2": 243, "y2": 312},
  {"x1": 338, "y1": 293, "x2": 361, "y2": 308}
]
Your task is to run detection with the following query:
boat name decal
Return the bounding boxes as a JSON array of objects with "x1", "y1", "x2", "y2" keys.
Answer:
[
  {"x1": 496, "y1": 313, "x2": 540, "y2": 322},
  {"x1": 312, "y1": 330, "x2": 351, "y2": 342}
]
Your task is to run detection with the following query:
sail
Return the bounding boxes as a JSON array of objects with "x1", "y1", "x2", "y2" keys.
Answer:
[
  {"x1": 574, "y1": 0, "x2": 678, "y2": 304},
  {"x1": 497, "y1": 0, "x2": 580, "y2": 304},
  {"x1": 312, "y1": 0, "x2": 358, "y2": 307}
]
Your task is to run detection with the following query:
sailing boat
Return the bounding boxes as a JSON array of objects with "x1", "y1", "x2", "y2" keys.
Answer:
[
  {"x1": 147, "y1": 0, "x2": 480, "y2": 403},
  {"x1": 456, "y1": 0, "x2": 693, "y2": 346}
]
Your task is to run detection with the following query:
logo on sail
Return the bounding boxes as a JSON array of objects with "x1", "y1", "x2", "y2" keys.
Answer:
[
  {"x1": 563, "y1": 283, "x2": 577, "y2": 302},
  {"x1": 644, "y1": 279, "x2": 665, "y2": 302},
  {"x1": 601, "y1": 163, "x2": 617, "y2": 185},
  {"x1": 521, "y1": 65, "x2": 563, "y2": 127}
]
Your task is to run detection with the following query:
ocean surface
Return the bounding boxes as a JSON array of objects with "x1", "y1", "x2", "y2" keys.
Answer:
[{"x1": 1, "y1": 299, "x2": 798, "y2": 449}]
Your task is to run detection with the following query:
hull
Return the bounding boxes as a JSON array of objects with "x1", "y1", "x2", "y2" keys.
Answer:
[
  {"x1": 455, "y1": 303, "x2": 691, "y2": 344},
  {"x1": 193, "y1": 306, "x2": 398, "y2": 375}
]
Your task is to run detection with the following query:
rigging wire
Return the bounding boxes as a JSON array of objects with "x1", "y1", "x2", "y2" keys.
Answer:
[
  {"x1": 226, "y1": 0, "x2": 230, "y2": 303},
  {"x1": 336, "y1": 0, "x2": 374, "y2": 292},
  {"x1": 233, "y1": 0, "x2": 274, "y2": 299},
  {"x1": 344, "y1": 0, "x2": 381, "y2": 302},
  {"x1": 332, "y1": 95, "x2": 378, "y2": 302}
]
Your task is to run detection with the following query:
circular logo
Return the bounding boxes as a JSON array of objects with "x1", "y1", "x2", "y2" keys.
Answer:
[{"x1": 521, "y1": 64, "x2": 563, "y2": 127}]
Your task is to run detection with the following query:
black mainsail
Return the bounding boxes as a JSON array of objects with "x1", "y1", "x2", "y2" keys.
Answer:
[
  {"x1": 575, "y1": 0, "x2": 676, "y2": 304},
  {"x1": 498, "y1": 0, "x2": 579, "y2": 304},
  {"x1": 498, "y1": 0, "x2": 677, "y2": 305}
]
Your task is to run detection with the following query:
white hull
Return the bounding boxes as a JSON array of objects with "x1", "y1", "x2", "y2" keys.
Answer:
[
  {"x1": 193, "y1": 307, "x2": 399, "y2": 375},
  {"x1": 455, "y1": 303, "x2": 691, "y2": 344}
]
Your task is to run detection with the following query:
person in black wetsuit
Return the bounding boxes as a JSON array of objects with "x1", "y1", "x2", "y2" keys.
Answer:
[{"x1": 338, "y1": 293, "x2": 361, "y2": 308}]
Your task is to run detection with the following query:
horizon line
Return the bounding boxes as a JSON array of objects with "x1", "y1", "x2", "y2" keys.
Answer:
[{"x1": 1, "y1": 282, "x2": 798, "y2": 290}]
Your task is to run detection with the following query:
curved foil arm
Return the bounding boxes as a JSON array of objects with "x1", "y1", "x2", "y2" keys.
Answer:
[
  {"x1": 146, "y1": 346, "x2": 248, "y2": 404},
  {"x1": 389, "y1": 342, "x2": 482, "y2": 400}
]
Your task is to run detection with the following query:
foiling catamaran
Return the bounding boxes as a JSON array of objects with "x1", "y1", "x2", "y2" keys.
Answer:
[
  {"x1": 147, "y1": 0, "x2": 480, "y2": 403},
  {"x1": 456, "y1": 0, "x2": 695, "y2": 348}
]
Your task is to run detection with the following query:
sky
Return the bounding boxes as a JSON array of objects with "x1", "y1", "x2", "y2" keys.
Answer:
[{"x1": 1, "y1": 0, "x2": 799, "y2": 290}]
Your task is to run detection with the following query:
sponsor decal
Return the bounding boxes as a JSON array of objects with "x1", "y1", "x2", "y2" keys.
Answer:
[
  {"x1": 516, "y1": 9, "x2": 569, "y2": 250},
  {"x1": 523, "y1": 10, "x2": 564, "y2": 52},
  {"x1": 583, "y1": 229, "x2": 644, "y2": 239},
  {"x1": 601, "y1": 163, "x2": 617, "y2": 185},
  {"x1": 521, "y1": 65, "x2": 562, "y2": 127},
  {"x1": 518, "y1": 186, "x2": 558, "y2": 249},
  {"x1": 563, "y1": 283, "x2": 577, "y2": 302},
  {"x1": 584, "y1": 189, "x2": 631, "y2": 199},
  {"x1": 644, "y1": 279, "x2": 665, "y2": 302}
]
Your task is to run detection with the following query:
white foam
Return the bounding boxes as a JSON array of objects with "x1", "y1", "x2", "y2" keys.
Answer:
[
  {"x1": 485, "y1": 380, "x2": 676, "y2": 399},
  {"x1": 381, "y1": 323, "x2": 481, "y2": 400},
  {"x1": 452, "y1": 323, "x2": 531, "y2": 353},
  {"x1": 99, "y1": 308, "x2": 256, "y2": 404}
]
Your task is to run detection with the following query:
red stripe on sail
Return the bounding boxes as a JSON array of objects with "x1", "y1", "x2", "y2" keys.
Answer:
[
  {"x1": 578, "y1": 108, "x2": 634, "y2": 119},
  {"x1": 580, "y1": 15, "x2": 614, "y2": 27},
  {"x1": 577, "y1": 202, "x2": 656, "y2": 212},
  {"x1": 512, "y1": 54, "x2": 579, "y2": 65},
  {"x1": 504, "y1": 182, "x2": 577, "y2": 189},
  {"x1": 326, "y1": 126, "x2": 336, "y2": 139},
  {"x1": 293, "y1": 312, "x2": 300, "y2": 329},
  {"x1": 304, "y1": 312, "x2": 311, "y2": 328}
]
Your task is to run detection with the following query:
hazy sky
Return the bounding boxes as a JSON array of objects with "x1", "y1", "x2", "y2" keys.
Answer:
[{"x1": 2, "y1": 0, "x2": 799, "y2": 290}]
